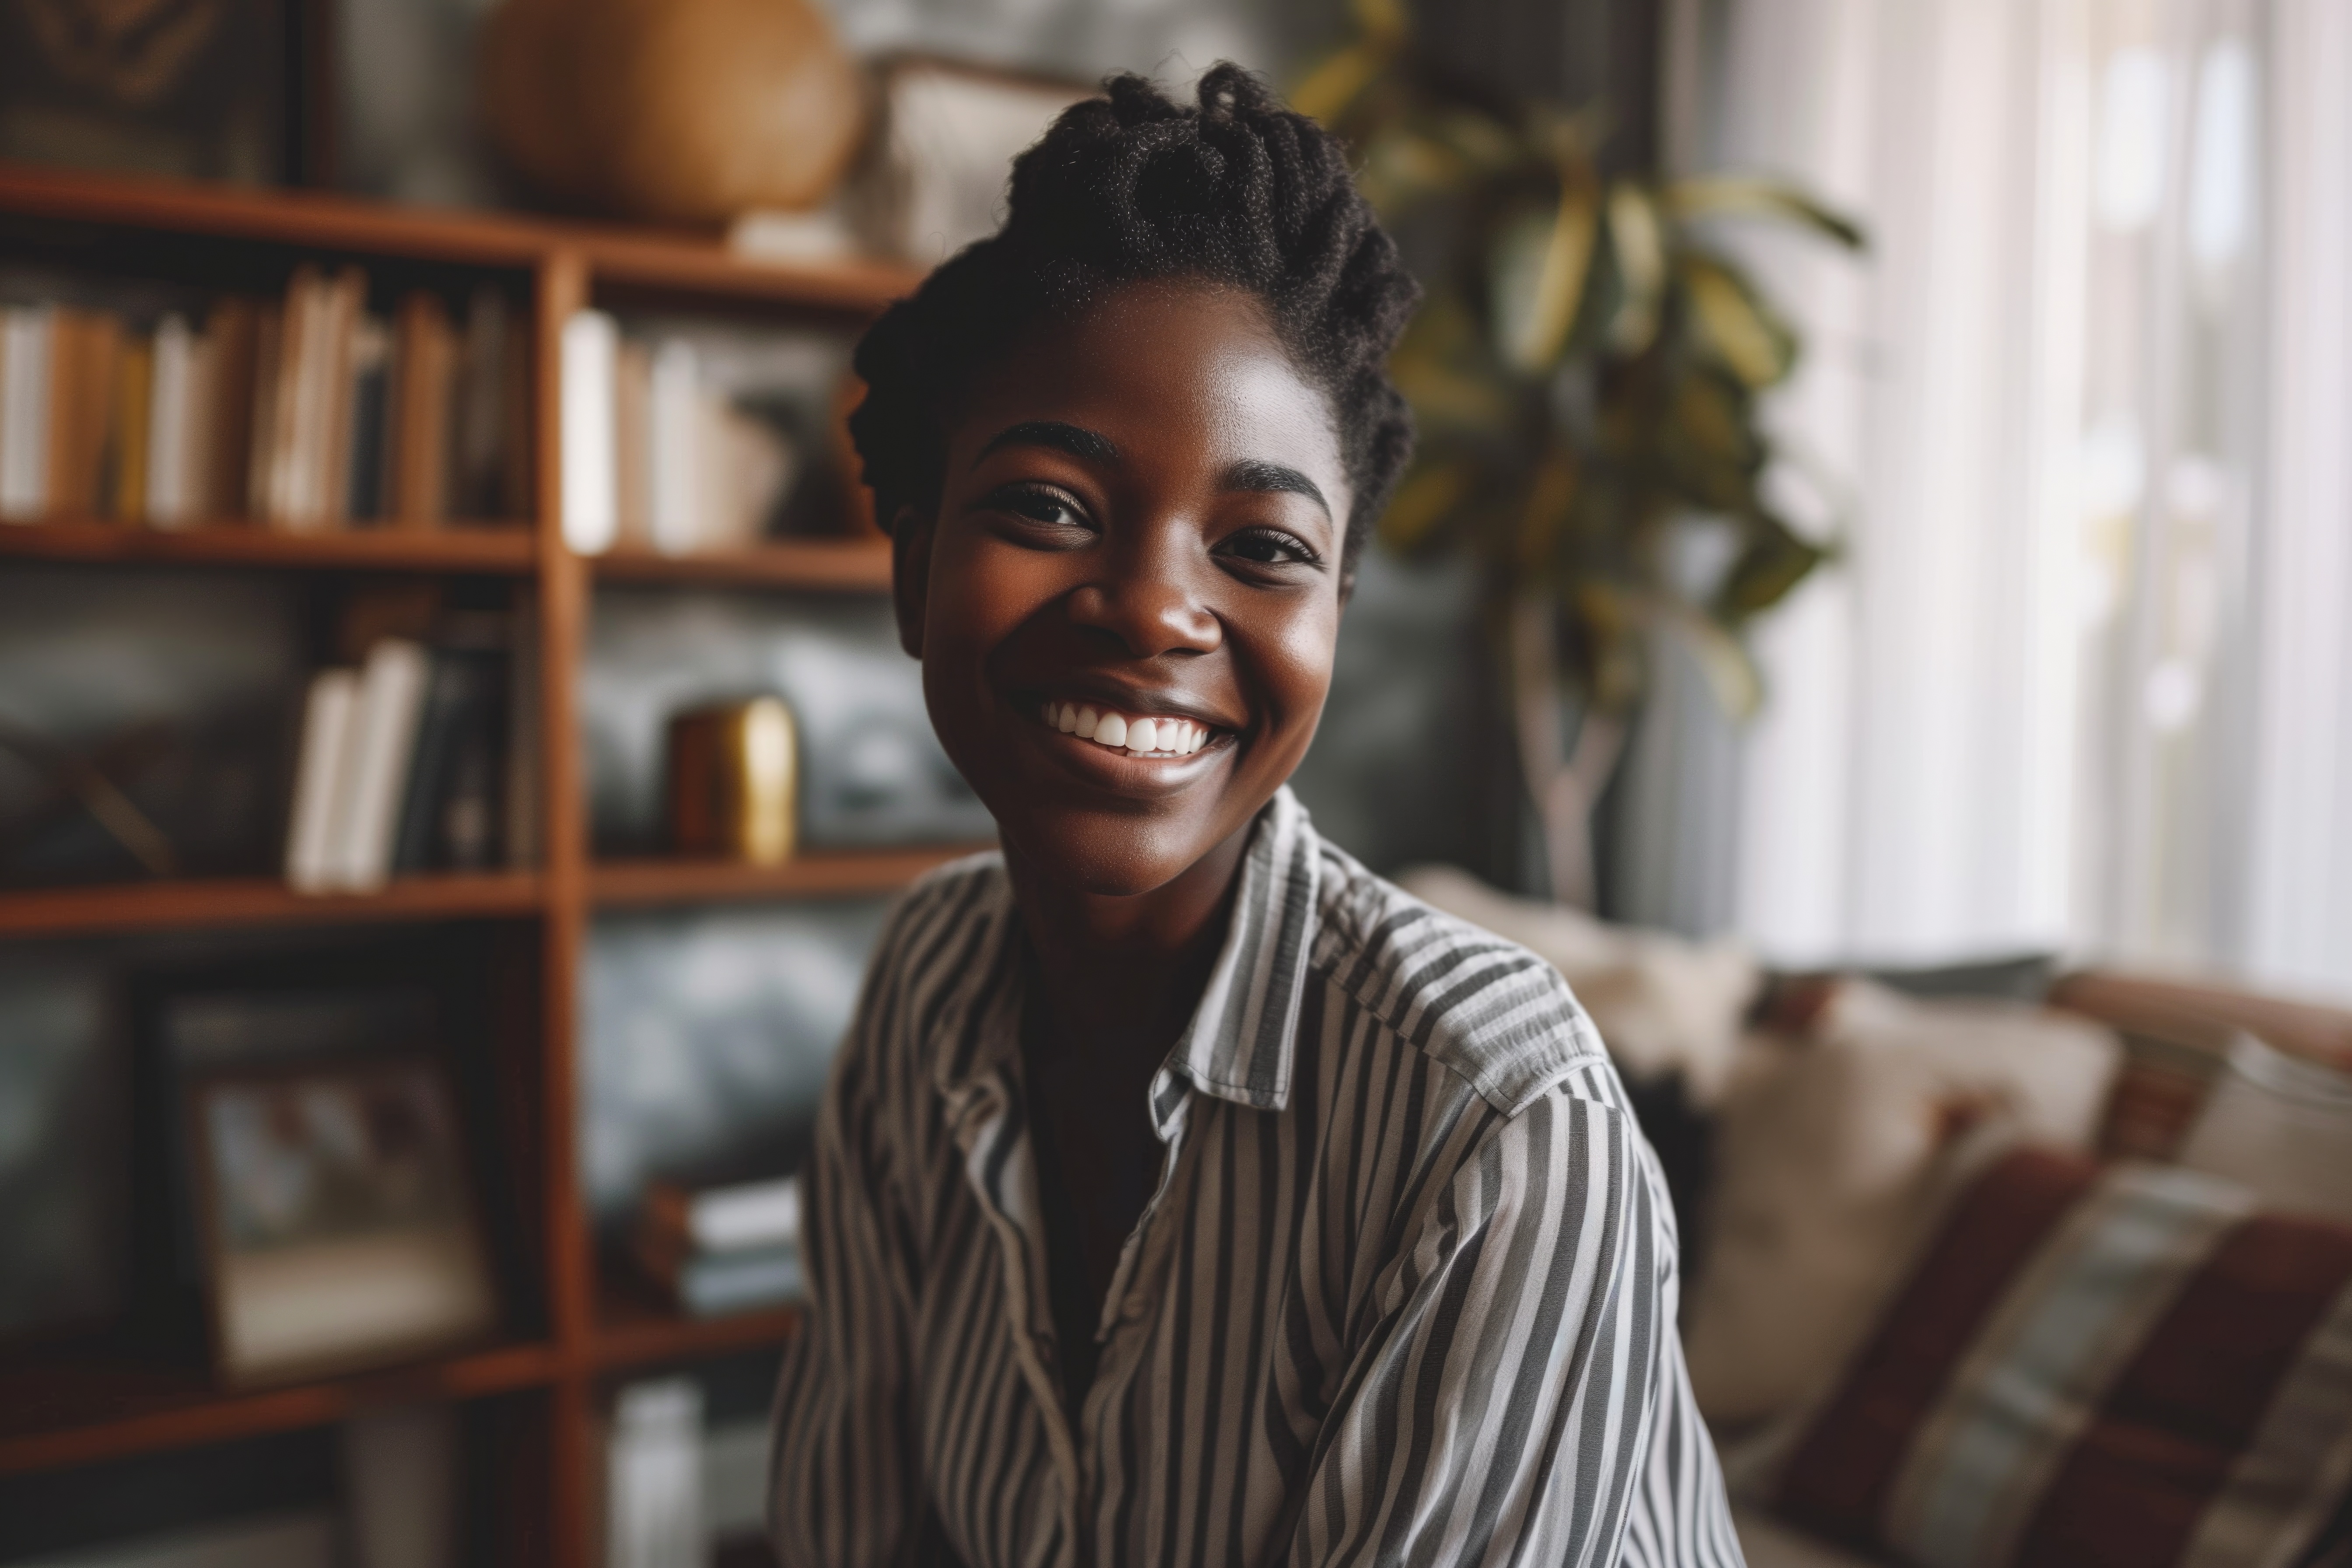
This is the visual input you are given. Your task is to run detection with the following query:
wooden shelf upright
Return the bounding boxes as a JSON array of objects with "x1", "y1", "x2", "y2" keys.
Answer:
[{"x1": 0, "y1": 161, "x2": 937, "y2": 1564}]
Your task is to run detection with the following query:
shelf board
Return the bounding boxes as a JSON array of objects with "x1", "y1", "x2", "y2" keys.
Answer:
[
  {"x1": 591, "y1": 537, "x2": 893, "y2": 592},
  {"x1": 592, "y1": 1281, "x2": 800, "y2": 1371},
  {"x1": 0, "y1": 160, "x2": 922, "y2": 315},
  {"x1": 591, "y1": 844, "x2": 986, "y2": 910},
  {"x1": 0, "y1": 871, "x2": 545, "y2": 940},
  {"x1": 0, "y1": 518, "x2": 537, "y2": 573},
  {"x1": 0, "y1": 1337, "x2": 561, "y2": 1475}
]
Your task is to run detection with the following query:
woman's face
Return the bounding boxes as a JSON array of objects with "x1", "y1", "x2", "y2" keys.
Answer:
[{"x1": 893, "y1": 280, "x2": 1352, "y2": 899}]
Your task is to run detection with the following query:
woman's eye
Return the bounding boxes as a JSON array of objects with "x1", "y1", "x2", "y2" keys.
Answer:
[
  {"x1": 992, "y1": 488, "x2": 1089, "y2": 530},
  {"x1": 1222, "y1": 528, "x2": 1321, "y2": 567}
]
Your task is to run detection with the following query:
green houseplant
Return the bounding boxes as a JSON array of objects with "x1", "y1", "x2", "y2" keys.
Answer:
[{"x1": 1296, "y1": 0, "x2": 1863, "y2": 906}]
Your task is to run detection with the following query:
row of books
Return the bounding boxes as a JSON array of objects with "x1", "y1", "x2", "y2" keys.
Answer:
[
  {"x1": 0, "y1": 271, "x2": 526, "y2": 531},
  {"x1": 560, "y1": 311, "x2": 813, "y2": 556},
  {"x1": 284, "y1": 610, "x2": 538, "y2": 893},
  {"x1": 633, "y1": 1172, "x2": 805, "y2": 1319}
]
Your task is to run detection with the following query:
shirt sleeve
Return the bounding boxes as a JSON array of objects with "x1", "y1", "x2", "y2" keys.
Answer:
[
  {"x1": 768, "y1": 993, "x2": 930, "y2": 1568},
  {"x1": 1282, "y1": 1090, "x2": 1746, "y2": 1568}
]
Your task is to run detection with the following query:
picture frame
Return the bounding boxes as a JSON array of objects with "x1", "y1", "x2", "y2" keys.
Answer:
[{"x1": 186, "y1": 1054, "x2": 498, "y2": 1386}]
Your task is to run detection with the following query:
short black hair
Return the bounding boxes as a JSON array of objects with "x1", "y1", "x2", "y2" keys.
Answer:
[{"x1": 848, "y1": 63, "x2": 1421, "y2": 575}]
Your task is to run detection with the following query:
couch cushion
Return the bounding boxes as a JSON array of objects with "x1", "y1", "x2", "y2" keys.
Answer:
[
  {"x1": 1734, "y1": 1505, "x2": 1886, "y2": 1568},
  {"x1": 2175, "y1": 1032, "x2": 2352, "y2": 1224},
  {"x1": 1683, "y1": 981, "x2": 2119, "y2": 1428},
  {"x1": 1743, "y1": 1139, "x2": 2352, "y2": 1568}
]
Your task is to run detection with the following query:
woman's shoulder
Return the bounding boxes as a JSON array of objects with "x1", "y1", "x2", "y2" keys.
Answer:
[{"x1": 1308, "y1": 844, "x2": 1621, "y2": 1123}]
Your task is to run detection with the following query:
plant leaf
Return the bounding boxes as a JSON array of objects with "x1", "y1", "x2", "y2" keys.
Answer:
[
  {"x1": 1292, "y1": 40, "x2": 1388, "y2": 126},
  {"x1": 1604, "y1": 182, "x2": 1666, "y2": 355},
  {"x1": 1683, "y1": 256, "x2": 1796, "y2": 388},
  {"x1": 1715, "y1": 511, "x2": 1829, "y2": 620},
  {"x1": 1491, "y1": 168, "x2": 1598, "y2": 374},
  {"x1": 1380, "y1": 460, "x2": 1474, "y2": 553},
  {"x1": 1667, "y1": 175, "x2": 1867, "y2": 249},
  {"x1": 1658, "y1": 595, "x2": 1764, "y2": 717}
]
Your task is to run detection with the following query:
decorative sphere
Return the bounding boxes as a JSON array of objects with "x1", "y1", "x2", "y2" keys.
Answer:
[{"x1": 482, "y1": 0, "x2": 868, "y2": 224}]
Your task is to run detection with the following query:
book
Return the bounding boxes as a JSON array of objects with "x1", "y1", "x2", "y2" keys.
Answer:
[
  {"x1": 346, "y1": 315, "x2": 392, "y2": 522},
  {"x1": 390, "y1": 291, "x2": 455, "y2": 528},
  {"x1": 451, "y1": 287, "x2": 510, "y2": 519},
  {"x1": 146, "y1": 312, "x2": 199, "y2": 527},
  {"x1": 312, "y1": 268, "x2": 368, "y2": 527},
  {"x1": 111, "y1": 329, "x2": 154, "y2": 519},
  {"x1": 330, "y1": 638, "x2": 431, "y2": 892},
  {"x1": 391, "y1": 639, "x2": 508, "y2": 874},
  {"x1": 612, "y1": 337, "x2": 651, "y2": 547},
  {"x1": 255, "y1": 269, "x2": 314, "y2": 524},
  {"x1": 633, "y1": 1175, "x2": 806, "y2": 1319},
  {"x1": 285, "y1": 668, "x2": 360, "y2": 893},
  {"x1": 641, "y1": 1174, "x2": 802, "y2": 1255},
  {"x1": 200, "y1": 296, "x2": 262, "y2": 519},
  {"x1": 560, "y1": 309, "x2": 619, "y2": 553},
  {"x1": 503, "y1": 592, "x2": 542, "y2": 869},
  {"x1": 244, "y1": 300, "x2": 283, "y2": 518},
  {"x1": 646, "y1": 336, "x2": 698, "y2": 555},
  {"x1": 0, "y1": 305, "x2": 52, "y2": 518},
  {"x1": 48, "y1": 307, "x2": 123, "y2": 518},
  {"x1": 607, "y1": 1379, "x2": 704, "y2": 1568}
]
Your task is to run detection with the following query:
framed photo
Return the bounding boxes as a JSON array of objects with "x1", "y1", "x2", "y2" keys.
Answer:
[
  {"x1": 0, "y1": 0, "x2": 313, "y2": 186},
  {"x1": 188, "y1": 1055, "x2": 497, "y2": 1386}
]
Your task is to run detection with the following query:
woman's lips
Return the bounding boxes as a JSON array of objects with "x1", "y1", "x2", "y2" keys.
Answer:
[{"x1": 1038, "y1": 699, "x2": 1216, "y2": 758}]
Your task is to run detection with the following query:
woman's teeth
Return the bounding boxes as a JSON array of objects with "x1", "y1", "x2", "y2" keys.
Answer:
[{"x1": 1043, "y1": 701, "x2": 1212, "y2": 757}]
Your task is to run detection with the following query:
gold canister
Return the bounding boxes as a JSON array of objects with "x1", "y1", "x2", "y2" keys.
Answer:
[{"x1": 664, "y1": 696, "x2": 798, "y2": 864}]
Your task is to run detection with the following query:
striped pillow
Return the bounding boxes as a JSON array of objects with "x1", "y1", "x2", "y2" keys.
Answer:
[{"x1": 1759, "y1": 1144, "x2": 2352, "y2": 1568}]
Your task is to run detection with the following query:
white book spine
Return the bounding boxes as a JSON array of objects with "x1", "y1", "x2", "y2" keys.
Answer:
[
  {"x1": 147, "y1": 314, "x2": 196, "y2": 528},
  {"x1": 286, "y1": 668, "x2": 360, "y2": 893},
  {"x1": 647, "y1": 339, "x2": 700, "y2": 556},
  {"x1": 690, "y1": 1175, "x2": 802, "y2": 1253},
  {"x1": 0, "y1": 307, "x2": 53, "y2": 519},
  {"x1": 331, "y1": 638, "x2": 430, "y2": 892},
  {"x1": 607, "y1": 1379, "x2": 704, "y2": 1568},
  {"x1": 559, "y1": 310, "x2": 618, "y2": 555}
]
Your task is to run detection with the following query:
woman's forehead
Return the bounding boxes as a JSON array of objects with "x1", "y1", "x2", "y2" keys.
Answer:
[{"x1": 948, "y1": 282, "x2": 1349, "y2": 502}]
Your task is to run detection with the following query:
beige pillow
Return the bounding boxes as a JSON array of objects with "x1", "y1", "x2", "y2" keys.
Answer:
[{"x1": 1683, "y1": 980, "x2": 2120, "y2": 1430}]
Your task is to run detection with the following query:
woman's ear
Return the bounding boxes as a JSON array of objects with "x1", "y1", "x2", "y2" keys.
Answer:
[{"x1": 889, "y1": 504, "x2": 934, "y2": 658}]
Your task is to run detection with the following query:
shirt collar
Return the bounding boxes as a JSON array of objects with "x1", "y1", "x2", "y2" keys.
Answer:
[{"x1": 928, "y1": 787, "x2": 1323, "y2": 1116}]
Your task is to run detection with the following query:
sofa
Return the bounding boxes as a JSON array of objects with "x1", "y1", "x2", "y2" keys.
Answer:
[{"x1": 1401, "y1": 869, "x2": 2352, "y2": 1568}]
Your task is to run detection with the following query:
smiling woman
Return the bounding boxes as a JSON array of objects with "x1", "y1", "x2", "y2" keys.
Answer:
[{"x1": 768, "y1": 64, "x2": 1742, "y2": 1568}]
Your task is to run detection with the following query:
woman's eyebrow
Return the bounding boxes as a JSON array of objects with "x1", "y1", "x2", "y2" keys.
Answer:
[
  {"x1": 1222, "y1": 458, "x2": 1331, "y2": 520},
  {"x1": 974, "y1": 420, "x2": 1120, "y2": 466}
]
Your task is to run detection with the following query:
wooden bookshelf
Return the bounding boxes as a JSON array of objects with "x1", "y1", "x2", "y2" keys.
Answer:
[
  {"x1": 592, "y1": 844, "x2": 986, "y2": 909},
  {"x1": 0, "y1": 871, "x2": 546, "y2": 940},
  {"x1": 593, "y1": 536, "x2": 894, "y2": 592},
  {"x1": 0, "y1": 518, "x2": 539, "y2": 574},
  {"x1": 0, "y1": 161, "x2": 932, "y2": 1561},
  {"x1": 0, "y1": 1337, "x2": 563, "y2": 1475}
]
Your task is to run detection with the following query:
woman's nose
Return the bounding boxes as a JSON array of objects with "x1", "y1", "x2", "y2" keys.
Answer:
[{"x1": 1063, "y1": 549, "x2": 1221, "y2": 659}]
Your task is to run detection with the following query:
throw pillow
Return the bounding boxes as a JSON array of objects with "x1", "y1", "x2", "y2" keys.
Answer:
[
  {"x1": 1683, "y1": 981, "x2": 2120, "y2": 1428},
  {"x1": 2174, "y1": 1032, "x2": 2352, "y2": 1224},
  {"x1": 1746, "y1": 1139, "x2": 2352, "y2": 1568}
]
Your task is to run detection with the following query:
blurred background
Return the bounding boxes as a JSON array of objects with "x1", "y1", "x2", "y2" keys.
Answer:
[{"x1": 1, "y1": 0, "x2": 2348, "y2": 1565}]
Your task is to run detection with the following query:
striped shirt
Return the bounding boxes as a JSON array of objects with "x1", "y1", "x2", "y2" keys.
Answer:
[{"x1": 770, "y1": 788, "x2": 1744, "y2": 1567}]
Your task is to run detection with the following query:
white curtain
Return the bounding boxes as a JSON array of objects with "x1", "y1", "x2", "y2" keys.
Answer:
[{"x1": 1676, "y1": 0, "x2": 2350, "y2": 1000}]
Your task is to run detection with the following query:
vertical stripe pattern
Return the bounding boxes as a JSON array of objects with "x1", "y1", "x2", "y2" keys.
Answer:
[{"x1": 770, "y1": 788, "x2": 1741, "y2": 1568}]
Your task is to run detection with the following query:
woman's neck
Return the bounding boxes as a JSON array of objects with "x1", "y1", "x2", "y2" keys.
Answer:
[{"x1": 1002, "y1": 820, "x2": 1250, "y2": 1074}]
